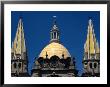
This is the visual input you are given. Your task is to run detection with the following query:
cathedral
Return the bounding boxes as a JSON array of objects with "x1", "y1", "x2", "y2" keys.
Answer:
[
  {"x1": 31, "y1": 17, "x2": 78, "y2": 77},
  {"x1": 11, "y1": 16, "x2": 100, "y2": 77}
]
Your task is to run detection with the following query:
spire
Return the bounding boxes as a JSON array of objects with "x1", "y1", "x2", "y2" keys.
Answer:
[
  {"x1": 11, "y1": 17, "x2": 29, "y2": 77},
  {"x1": 50, "y1": 16, "x2": 60, "y2": 43},
  {"x1": 12, "y1": 18, "x2": 26, "y2": 56},
  {"x1": 84, "y1": 18, "x2": 100, "y2": 59}
]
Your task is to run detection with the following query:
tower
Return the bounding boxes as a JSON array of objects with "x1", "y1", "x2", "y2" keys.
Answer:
[
  {"x1": 31, "y1": 16, "x2": 78, "y2": 77},
  {"x1": 82, "y1": 19, "x2": 100, "y2": 77},
  {"x1": 11, "y1": 18, "x2": 29, "y2": 77}
]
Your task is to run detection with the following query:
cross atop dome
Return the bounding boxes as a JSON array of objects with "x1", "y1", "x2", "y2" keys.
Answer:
[{"x1": 53, "y1": 16, "x2": 57, "y2": 25}]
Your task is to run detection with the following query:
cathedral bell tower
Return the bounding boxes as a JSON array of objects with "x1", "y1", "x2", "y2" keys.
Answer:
[
  {"x1": 82, "y1": 19, "x2": 100, "y2": 77},
  {"x1": 11, "y1": 18, "x2": 29, "y2": 77},
  {"x1": 50, "y1": 16, "x2": 60, "y2": 43}
]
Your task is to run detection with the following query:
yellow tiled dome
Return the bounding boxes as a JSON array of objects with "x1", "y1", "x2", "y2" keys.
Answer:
[{"x1": 39, "y1": 42, "x2": 71, "y2": 59}]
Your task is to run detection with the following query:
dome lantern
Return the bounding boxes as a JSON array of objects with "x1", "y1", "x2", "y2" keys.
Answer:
[{"x1": 50, "y1": 16, "x2": 60, "y2": 43}]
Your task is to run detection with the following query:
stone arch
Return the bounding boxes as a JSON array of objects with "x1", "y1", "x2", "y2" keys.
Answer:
[
  {"x1": 18, "y1": 62, "x2": 21, "y2": 68},
  {"x1": 89, "y1": 62, "x2": 92, "y2": 69},
  {"x1": 14, "y1": 62, "x2": 17, "y2": 68},
  {"x1": 94, "y1": 63, "x2": 97, "y2": 68}
]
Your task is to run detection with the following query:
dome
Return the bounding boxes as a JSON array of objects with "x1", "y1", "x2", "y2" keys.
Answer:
[{"x1": 39, "y1": 42, "x2": 71, "y2": 59}]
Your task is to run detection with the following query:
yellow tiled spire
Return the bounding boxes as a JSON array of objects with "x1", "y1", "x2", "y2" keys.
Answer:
[
  {"x1": 11, "y1": 18, "x2": 26, "y2": 56},
  {"x1": 84, "y1": 19, "x2": 100, "y2": 56}
]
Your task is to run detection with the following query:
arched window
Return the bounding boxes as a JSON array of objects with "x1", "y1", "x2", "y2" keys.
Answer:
[
  {"x1": 54, "y1": 32, "x2": 56, "y2": 39},
  {"x1": 14, "y1": 63, "x2": 16, "y2": 68},
  {"x1": 90, "y1": 63, "x2": 92, "y2": 68},
  {"x1": 52, "y1": 33, "x2": 53, "y2": 39},
  {"x1": 94, "y1": 63, "x2": 97, "y2": 68},
  {"x1": 18, "y1": 63, "x2": 21, "y2": 68}
]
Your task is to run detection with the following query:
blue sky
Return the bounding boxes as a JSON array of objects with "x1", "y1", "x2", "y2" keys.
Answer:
[{"x1": 11, "y1": 11, "x2": 100, "y2": 76}]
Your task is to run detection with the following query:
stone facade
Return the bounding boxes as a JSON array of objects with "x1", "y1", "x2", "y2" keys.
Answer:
[{"x1": 32, "y1": 56, "x2": 78, "y2": 77}]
